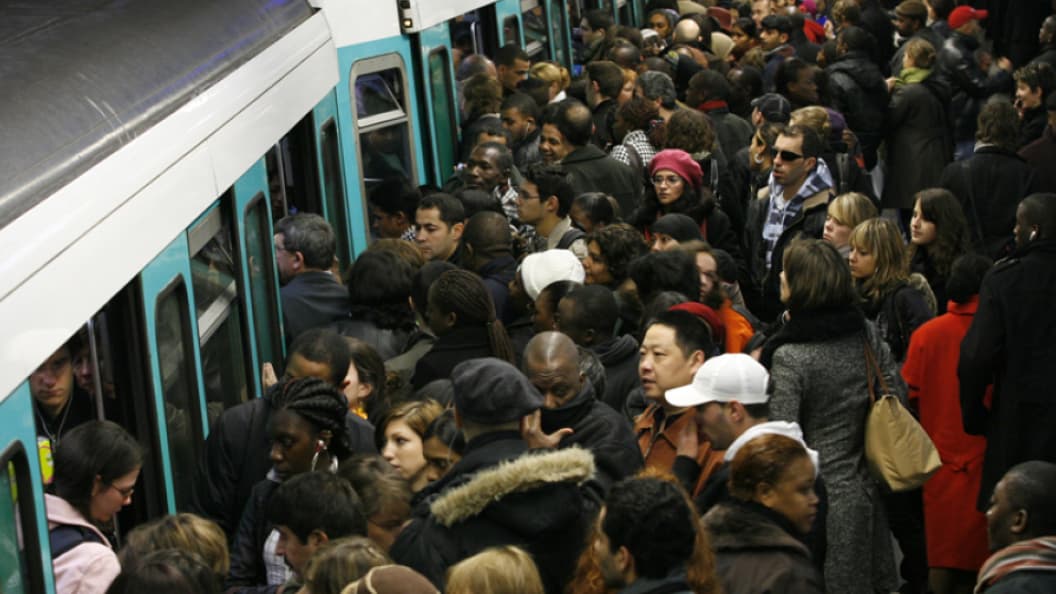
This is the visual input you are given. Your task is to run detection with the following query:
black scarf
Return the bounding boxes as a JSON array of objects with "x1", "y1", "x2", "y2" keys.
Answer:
[{"x1": 759, "y1": 305, "x2": 866, "y2": 369}]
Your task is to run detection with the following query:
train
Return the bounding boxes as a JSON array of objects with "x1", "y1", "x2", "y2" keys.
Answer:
[{"x1": 0, "y1": 0, "x2": 650, "y2": 590}]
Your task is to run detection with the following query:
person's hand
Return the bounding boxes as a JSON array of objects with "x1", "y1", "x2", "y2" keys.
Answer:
[
  {"x1": 520, "y1": 410, "x2": 573, "y2": 449},
  {"x1": 823, "y1": 20, "x2": 835, "y2": 40},
  {"x1": 996, "y1": 57, "x2": 1013, "y2": 72},
  {"x1": 842, "y1": 128, "x2": 858, "y2": 152},
  {"x1": 885, "y1": 77, "x2": 897, "y2": 93},
  {"x1": 675, "y1": 418, "x2": 700, "y2": 458},
  {"x1": 262, "y1": 362, "x2": 278, "y2": 389}
]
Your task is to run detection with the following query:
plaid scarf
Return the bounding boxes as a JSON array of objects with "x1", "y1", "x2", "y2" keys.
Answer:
[
  {"x1": 975, "y1": 537, "x2": 1056, "y2": 593},
  {"x1": 494, "y1": 181, "x2": 520, "y2": 224},
  {"x1": 762, "y1": 159, "x2": 833, "y2": 270}
]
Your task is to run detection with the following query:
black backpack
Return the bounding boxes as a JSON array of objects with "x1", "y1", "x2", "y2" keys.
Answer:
[
  {"x1": 556, "y1": 227, "x2": 586, "y2": 250},
  {"x1": 50, "y1": 525, "x2": 104, "y2": 559}
]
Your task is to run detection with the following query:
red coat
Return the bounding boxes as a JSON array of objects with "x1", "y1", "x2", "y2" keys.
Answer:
[{"x1": 902, "y1": 297, "x2": 990, "y2": 571}]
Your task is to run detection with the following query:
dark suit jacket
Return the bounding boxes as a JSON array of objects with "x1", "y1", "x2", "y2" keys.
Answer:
[{"x1": 279, "y1": 270, "x2": 350, "y2": 344}]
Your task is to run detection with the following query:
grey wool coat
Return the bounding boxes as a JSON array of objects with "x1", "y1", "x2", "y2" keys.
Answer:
[{"x1": 765, "y1": 309, "x2": 900, "y2": 594}]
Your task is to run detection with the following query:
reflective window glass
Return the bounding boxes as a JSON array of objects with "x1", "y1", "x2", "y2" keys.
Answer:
[
  {"x1": 245, "y1": 196, "x2": 284, "y2": 370},
  {"x1": 0, "y1": 461, "x2": 29, "y2": 594},
  {"x1": 428, "y1": 48, "x2": 458, "y2": 181},
  {"x1": 522, "y1": 1, "x2": 550, "y2": 60},
  {"x1": 320, "y1": 120, "x2": 351, "y2": 270}
]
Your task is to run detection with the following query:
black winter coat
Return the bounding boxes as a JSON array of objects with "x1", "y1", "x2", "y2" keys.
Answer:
[
  {"x1": 225, "y1": 479, "x2": 279, "y2": 592},
  {"x1": 562, "y1": 145, "x2": 642, "y2": 218},
  {"x1": 390, "y1": 433, "x2": 596, "y2": 594},
  {"x1": 937, "y1": 32, "x2": 1013, "y2": 141},
  {"x1": 1019, "y1": 125, "x2": 1056, "y2": 194},
  {"x1": 411, "y1": 326, "x2": 494, "y2": 390},
  {"x1": 704, "y1": 500, "x2": 825, "y2": 594},
  {"x1": 959, "y1": 240, "x2": 1056, "y2": 510},
  {"x1": 826, "y1": 51, "x2": 888, "y2": 165},
  {"x1": 882, "y1": 74, "x2": 953, "y2": 209},
  {"x1": 279, "y1": 271, "x2": 350, "y2": 346},
  {"x1": 1018, "y1": 106, "x2": 1047, "y2": 150},
  {"x1": 940, "y1": 145, "x2": 1038, "y2": 259},
  {"x1": 591, "y1": 334, "x2": 640, "y2": 413},
  {"x1": 861, "y1": 282, "x2": 934, "y2": 363}
]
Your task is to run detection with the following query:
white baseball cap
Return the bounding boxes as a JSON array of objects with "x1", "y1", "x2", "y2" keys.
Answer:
[{"x1": 665, "y1": 354, "x2": 770, "y2": 407}]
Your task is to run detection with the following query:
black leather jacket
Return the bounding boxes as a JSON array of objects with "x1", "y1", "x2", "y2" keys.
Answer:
[{"x1": 937, "y1": 32, "x2": 1013, "y2": 141}]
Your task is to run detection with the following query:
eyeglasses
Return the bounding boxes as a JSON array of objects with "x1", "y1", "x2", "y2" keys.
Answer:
[
  {"x1": 651, "y1": 175, "x2": 682, "y2": 186},
  {"x1": 109, "y1": 483, "x2": 135, "y2": 499},
  {"x1": 770, "y1": 148, "x2": 804, "y2": 161}
]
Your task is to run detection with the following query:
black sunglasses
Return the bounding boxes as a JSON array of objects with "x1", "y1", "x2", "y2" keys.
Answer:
[{"x1": 770, "y1": 148, "x2": 804, "y2": 161}]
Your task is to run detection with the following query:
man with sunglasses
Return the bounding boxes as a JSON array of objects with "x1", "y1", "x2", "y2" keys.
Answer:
[{"x1": 745, "y1": 125, "x2": 834, "y2": 320}]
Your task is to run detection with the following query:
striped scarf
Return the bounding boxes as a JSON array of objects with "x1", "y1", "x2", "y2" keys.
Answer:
[
  {"x1": 762, "y1": 159, "x2": 833, "y2": 270},
  {"x1": 975, "y1": 537, "x2": 1056, "y2": 593}
]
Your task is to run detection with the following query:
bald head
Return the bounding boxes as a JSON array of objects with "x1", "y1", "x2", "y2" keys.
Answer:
[
  {"x1": 523, "y1": 331, "x2": 584, "y2": 409},
  {"x1": 1043, "y1": 15, "x2": 1056, "y2": 44},
  {"x1": 673, "y1": 19, "x2": 702, "y2": 45},
  {"x1": 458, "y1": 54, "x2": 497, "y2": 81}
]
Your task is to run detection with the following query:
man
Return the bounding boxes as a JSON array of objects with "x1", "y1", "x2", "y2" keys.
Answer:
[
  {"x1": 746, "y1": 125, "x2": 833, "y2": 320},
  {"x1": 751, "y1": 0, "x2": 773, "y2": 30},
  {"x1": 1032, "y1": 16, "x2": 1056, "y2": 72},
  {"x1": 775, "y1": 58, "x2": 819, "y2": 111},
  {"x1": 960, "y1": 193, "x2": 1056, "y2": 513},
  {"x1": 523, "y1": 332, "x2": 643, "y2": 493},
  {"x1": 461, "y1": 211, "x2": 518, "y2": 323},
  {"x1": 635, "y1": 71, "x2": 680, "y2": 122},
  {"x1": 975, "y1": 461, "x2": 1056, "y2": 593},
  {"x1": 607, "y1": 40, "x2": 641, "y2": 72},
  {"x1": 517, "y1": 163, "x2": 588, "y2": 259},
  {"x1": 593, "y1": 476, "x2": 698, "y2": 593},
  {"x1": 1020, "y1": 94, "x2": 1056, "y2": 194},
  {"x1": 826, "y1": 26, "x2": 889, "y2": 168},
  {"x1": 1013, "y1": 62, "x2": 1056, "y2": 149},
  {"x1": 585, "y1": 61, "x2": 623, "y2": 150},
  {"x1": 192, "y1": 329, "x2": 375, "y2": 541},
  {"x1": 937, "y1": 6, "x2": 1014, "y2": 160},
  {"x1": 686, "y1": 70, "x2": 753, "y2": 155},
  {"x1": 634, "y1": 310, "x2": 724, "y2": 497},
  {"x1": 391, "y1": 358, "x2": 595, "y2": 594},
  {"x1": 464, "y1": 142, "x2": 519, "y2": 223},
  {"x1": 889, "y1": 0, "x2": 943, "y2": 76},
  {"x1": 940, "y1": 101, "x2": 1039, "y2": 259},
  {"x1": 759, "y1": 15, "x2": 796, "y2": 92},
  {"x1": 749, "y1": 92, "x2": 792, "y2": 127},
  {"x1": 415, "y1": 193, "x2": 465, "y2": 263},
  {"x1": 494, "y1": 43, "x2": 530, "y2": 96},
  {"x1": 580, "y1": 9, "x2": 614, "y2": 64},
  {"x1": 31, "y1": 338, "x2": 95, "y2": 466},
  {"x1": 266, "y1": 472, "x2": 367, "y2": 592},
  {"x1": 500, "y1": 92, "x2": 542, "y2": 169},
  {"x1": 273, "y1": 213, "x2": 349, "y2": 344},
  {"x1": 556, "y1": 285, "x2": 640, "y2": 413},
  {"x1": 368, "y1": 177, "x2": 420, "y2": 241},
  {"x1": 680, "y1": 241, "x2": 754, "y2": 354},
  {"x1": 538, "y1": 99, "x2": 641, "y2": 216}
]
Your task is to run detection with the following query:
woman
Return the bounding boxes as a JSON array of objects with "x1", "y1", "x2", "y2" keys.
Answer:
[
  {"x1": 729, "y1": 18, "x2": 758, "y2": 62},
  {"x1": 849, "y1": 218, "x2": 934, "y2": 362},
  {"x1": 411, "y1": 269, "x2": 515, "y2": 389},
  {"x1": 703, "y1": 434, "x2": 824, "y2": 594},
  {"x1": 106, "y1": 549, "x2": 218, "y2": 594},
  {"x1": 421, "y1": 409, "x2": 465, "y2": 484},
  {"x1": 882, "y1": 38, "x2": 953, "y2": 217},
  {"x1": 118, "y1": 513, "x2": 229, "y2": 590},
  {"x1": 529, "y1": 62, "x2": 570, "y2": 104},
  {"x1": 344, "y1": 338, "x2": 387, "y2": 423},
  {"x1": 583, "y1": 223, "x2": 648, "y2": 335},
  {"x1": 338, "y1": 455, "x2": 413, "y2": 552},
  {"x1": 617, "y1": 68, "x2": 636, "y2": 106},
  {"x1": 459, "y1": 73, "x2": 504, "y2": 160},
  {"x1": 665, "y1": 109, "x2": 740, "y2": 232},
  {"x1": 377, "y1": 399, "x2": 444, "y2": 494},
  {"x1": 298, "y1": 537, "x2": 391, "y2": 594},
  {"x1": 760, "y1": 239, "x2": 899, "y2": 594},
  {"x1": 822, "y1": 192, "x2": 878, "y2": 257},
  {"x1": 227, "y1": 377, "x2": 351, "y2": 590},
  {"x1": 47, "y1": 420, "x2": 143, "y2": 594},
  {"x1": 609, "y1": 97, "x2": 665, "y2": 175},
  {"x1": 446, "y1": 546, "x2": 545, "y2": 594},
  {"x1": 569, "y1": 192, "x2": 620, "y2": 233},
  {"x1": 630, "y1": 149, "x2": 740, "y2": 259},
  {"x1": 645, "y1": 9, "x2": 676, "y2": 48},
  {"x1": 337, "y1": 250, "x2": 416, "y2": 360},
  {"x1": 906, "y1": 188, "x2": 972, "y2": 315}
]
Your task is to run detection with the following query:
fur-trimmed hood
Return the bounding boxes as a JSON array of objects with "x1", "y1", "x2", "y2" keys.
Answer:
[
  {"x1": 704, "y1": 500, "x2": 810, "y2": 556},
  {"x1": 430, "y1": 447, "x2": 595, "y2": 527}
]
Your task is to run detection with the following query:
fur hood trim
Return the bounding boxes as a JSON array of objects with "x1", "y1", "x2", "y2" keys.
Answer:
[
  {"x1": 703, "y1": 501, "x2": 809, "y2": 555},
  {"x1": 430, "y1": 447, "x2": 595, "y2": 527}
]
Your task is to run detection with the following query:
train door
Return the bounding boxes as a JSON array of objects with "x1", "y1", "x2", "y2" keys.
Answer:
[
  {"x1": 495, "y1": 0, "x2": 526, "y2": 47},
  {"x1": 139, "y1": 234, "x2": 209, "y2": 513},
  {"x1": 312, "y1": 93, "x2": 355, "y2": 270},
  {"x1": 521, "y1": 0, "x2": 574, "y2": 69},
  {"x1": 417, "y1": 23, "x2": 461, "y2": 188}
]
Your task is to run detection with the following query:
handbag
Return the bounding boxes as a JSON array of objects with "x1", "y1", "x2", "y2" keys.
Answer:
[{"x1": 863, "y1": 339, "x2": 941, "y2": 491}]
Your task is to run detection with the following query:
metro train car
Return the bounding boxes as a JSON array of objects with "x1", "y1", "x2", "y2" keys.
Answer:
[{"x1": 0, "y1": 0, "x2": 646, "y2": 590}]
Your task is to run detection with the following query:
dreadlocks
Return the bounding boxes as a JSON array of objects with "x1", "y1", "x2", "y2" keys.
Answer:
[
  {"x1": 269, "y1": 376, "x2": 352, "y2": 460},
  {"x1": 429, "y1": 269, "x2": 516, "y2": 364}
]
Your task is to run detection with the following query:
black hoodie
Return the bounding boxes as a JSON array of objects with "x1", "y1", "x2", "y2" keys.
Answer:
[{"x1": 591, "y1": 334, "x2": 641, "y2": 412}]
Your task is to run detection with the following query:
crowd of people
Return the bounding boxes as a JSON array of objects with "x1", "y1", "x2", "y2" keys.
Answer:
[{"x1": 31, "y1": 0, "x2": 1056, "y2": 593}]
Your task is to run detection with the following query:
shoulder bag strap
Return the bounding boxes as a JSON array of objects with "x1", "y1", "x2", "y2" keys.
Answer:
[{"x1": 863, "y1": 336, "x2": 891, "y2": 402}]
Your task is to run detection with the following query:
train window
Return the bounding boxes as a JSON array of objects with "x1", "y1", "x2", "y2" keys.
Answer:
[
  {"x1": 189, "y1": 203, "x2": 250, "y2": 424},
  {"x1": 351, "y1": 55, "x2": 417, "y2": 195},
  {"x1": 153, "y1": 281, "x2": 204, "y2": 511},
  {"x1": 0, "y1": 446, "x2": 44, "y2": 594},
  {"x1": 521, "y1": 0, "x2": 550, "y2": 61},
  {"x1": 503, "y1": 15, "x2": 521, "y2": 47},
  {"x1": 267, "y1": 114, "x2": 322, "y2": 222},
  {"x1": 427, "y1": 48, "x2": 459, "y2": 182},
  {"x1": 244, "y1": 194, "x2": 285, "y2": 371},
  {"x1": 548, "y1": 0, "x2": 570, "y2": 65},
  {"x1": 320, "y1": 119, "x2": 351, "y2": 271}
]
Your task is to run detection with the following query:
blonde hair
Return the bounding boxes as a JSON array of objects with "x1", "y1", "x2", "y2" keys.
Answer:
[
  {"x1": 302, "y1": 537, "x2": 391, "y2": 594},
  {"x1": 445, "y1": 546, "x2": 546, "y2": 594},
  {"x1": 827, "y1": 192, "x2": 878, "y2": 228},
  {"x1": 904, "y1": 37, "x2": 936, "y2": 69},
  {"x1": 378, "y1": 399, "x2": 444, "y2": 442},
  {"x1": 790, "y1": 106, "x2": 831, "y2": 141},
  {"x1": 530, "y1": 61, "x2": 571, "y2": 91},
  {"x1": 118, "y1": 513, "x2": 229, "y2": 580},
  {"x1": 849, "y1": 217, "x2": 909, "y2": 303},
  {"x1": 621, "y1": 67, "x2": 637, "y2": 86}
]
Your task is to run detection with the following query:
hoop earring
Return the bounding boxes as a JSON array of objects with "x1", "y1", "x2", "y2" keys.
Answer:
[{"x1": 311, "y1": 439, "x2": 325, "y2": 472}]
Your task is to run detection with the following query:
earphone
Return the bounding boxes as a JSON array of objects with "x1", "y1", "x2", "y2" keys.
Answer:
[{"x1": 1030, "y1": 230, "x2": 1038, "y2": 241}]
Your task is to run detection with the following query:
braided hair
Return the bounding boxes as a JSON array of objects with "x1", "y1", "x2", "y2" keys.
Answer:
[
  {"x1": 429, "y1": 269, "x2": 515, "y2": 364},
  {"x1": 270, "y1": 376, "x2": 352, "y2": 461}
]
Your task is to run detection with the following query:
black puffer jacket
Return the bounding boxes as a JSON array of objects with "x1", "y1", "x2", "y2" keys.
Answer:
[
  {"x1": 591, "y1": 334, "x2": 640, "y2": 413},
  {"x1": 937, "y1": 32, "x2": 1013, "y2": 141},
  {"x1": 391, "y1": 433, "x2": 596, "y2": 594},
  {"x1": 826, "y1": 50, "x2": 888, "y2": 165}
]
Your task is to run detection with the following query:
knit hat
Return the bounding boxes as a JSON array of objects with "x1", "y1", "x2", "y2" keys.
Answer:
[
  {"x1": 520, "y1": 249, "x2": 585, "y2": 301},
  {"x1": 669, "y1": 301, "x2": 725, "y2": 347},
  {"x1": 651, "y1": 214, "x2": 703, "y2": 243},
  {"x1": 948, "y1": 6, "x2": 987, "y2": 30},
  {"x1": 650, "y1": 149, "x2": 704, "y2": 191},
  {"x1": 341, "y1": 565, "x2": 438, "y2": 594},
  {"x1": 452, "y1": 358, "x2": 545, "y2": 424}
]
